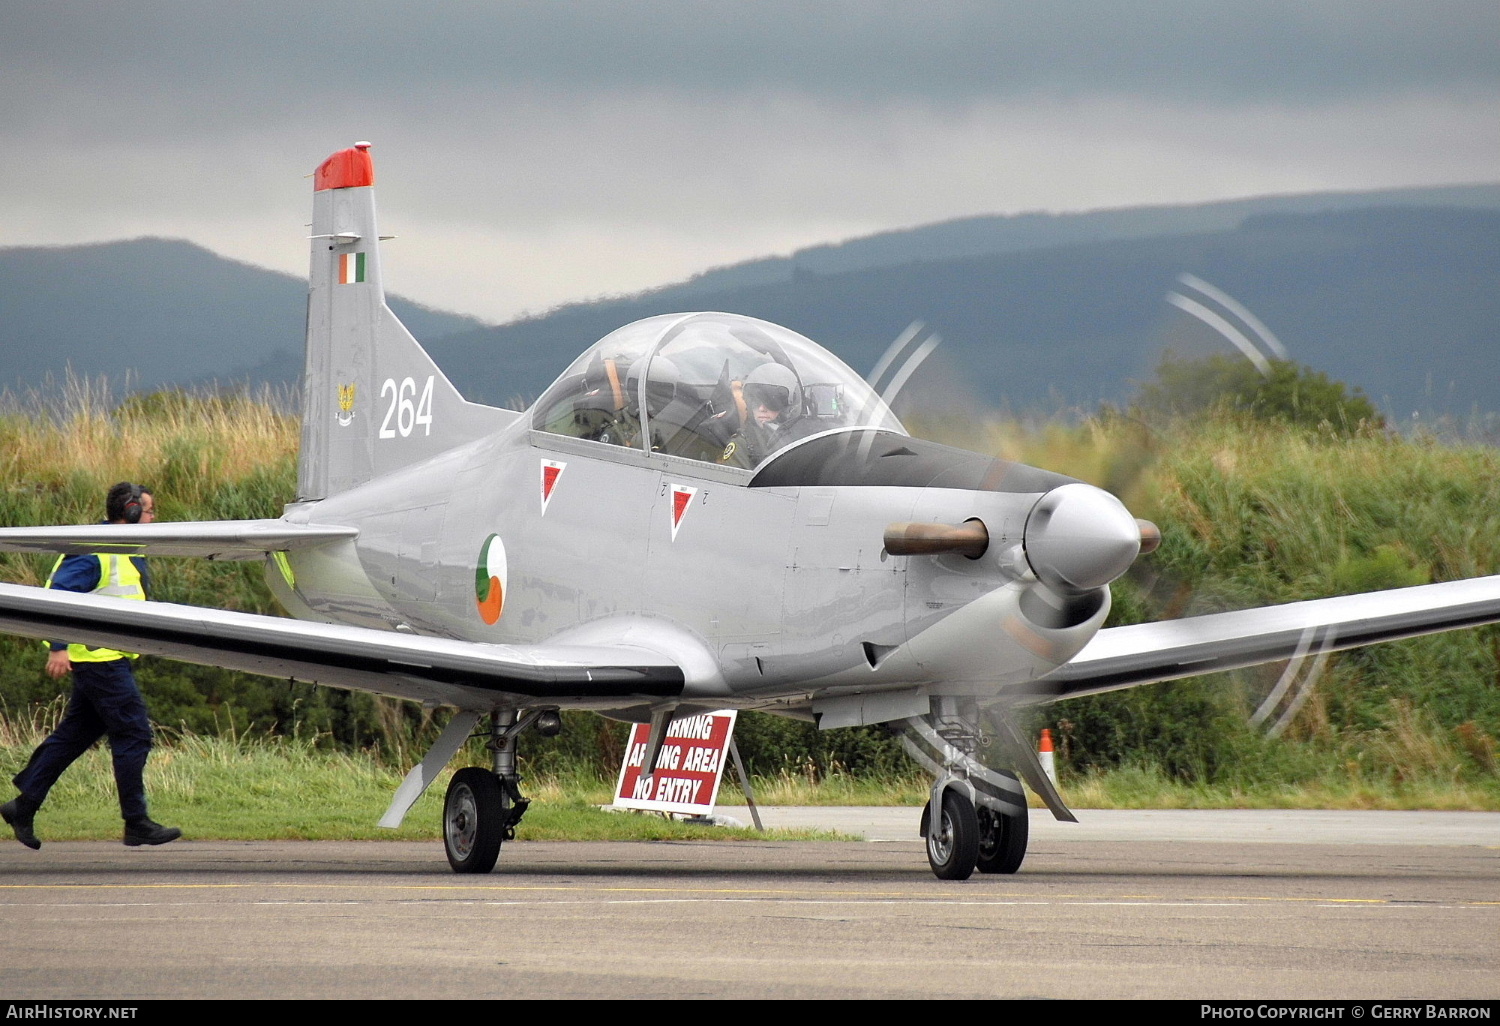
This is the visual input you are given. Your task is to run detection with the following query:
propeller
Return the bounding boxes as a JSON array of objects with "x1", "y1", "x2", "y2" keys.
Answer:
[
  {"x1": 1157, "y1": 274, "x2": 1328, "y2": 732},
  {"x1": 1166, "y1": 272, "x2": 1287, "y2": 379}
]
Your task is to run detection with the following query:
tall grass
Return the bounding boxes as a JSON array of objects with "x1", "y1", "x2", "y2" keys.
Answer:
[
  {"x1": 0, "y1": 378, "x2": 330, "y2": 742},
  {"x1": 0, "y1": 384, "x2": 1497, "y2": 808},
  {"x1": 0, "y1": 376, "x2": 297, "y2": 600}
]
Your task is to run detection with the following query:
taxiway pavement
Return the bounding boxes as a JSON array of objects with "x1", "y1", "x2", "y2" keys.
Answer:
[{"x1": 0, "y1": 810, "x2": 1494, "y2": 1000}]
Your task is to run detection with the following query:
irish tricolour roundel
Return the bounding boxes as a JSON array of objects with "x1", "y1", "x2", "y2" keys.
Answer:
[{"x1": 474, "y1": 534, "x2": 508, "y2": 625}]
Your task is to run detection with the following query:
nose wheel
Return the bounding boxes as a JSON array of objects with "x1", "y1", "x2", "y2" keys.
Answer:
[
  {"x1": 925, "y1": 789, "x2": 980, "y2": 880},
  {"x1": 976, "y1": 803, "x2": 1028, "y2": 874}
]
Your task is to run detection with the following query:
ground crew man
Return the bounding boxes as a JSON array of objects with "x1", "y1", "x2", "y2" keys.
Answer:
[{"x1": 2, "y1": 482, "x2": 181, "y2": 849}]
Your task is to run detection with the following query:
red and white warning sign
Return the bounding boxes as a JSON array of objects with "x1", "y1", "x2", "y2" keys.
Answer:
[
  {"x1": 669, "y1": 483, "x2": 696, "y2": 541},
  {"x1": 539, "y1": 459, "x2": 565, "y2": 515},
  {"x1": 613, "y1": 709, "x2": 738, "y2": 816}
]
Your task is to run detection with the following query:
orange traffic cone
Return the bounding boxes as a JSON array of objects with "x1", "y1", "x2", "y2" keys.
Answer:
[{"x1": 1038, "y1": 728, "x2": 1057, "y2": 787}]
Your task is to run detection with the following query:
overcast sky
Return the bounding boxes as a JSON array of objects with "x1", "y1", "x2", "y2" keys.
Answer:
[{"x1": 4, "y1": 2, "x2": 1498, "y2": 323}]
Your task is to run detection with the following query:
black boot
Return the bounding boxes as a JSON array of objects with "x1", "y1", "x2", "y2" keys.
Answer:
[
  {"x1": 2, "y1": 797, "x2": 41, "y2": 850},
  {"x1": 123, "y1": 816, "x2": 181, "y2": 847}
]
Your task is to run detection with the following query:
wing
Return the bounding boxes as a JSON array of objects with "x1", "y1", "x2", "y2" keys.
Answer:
[
  {"x1": 0, "y1": 520, "x2": 357, "y2": 560},
  {"x1": 1014, "y1": 575, "x2": 1500, "y2": 704},
  {"x1": 0, "y1": 582, "x2": 684, "y2": 710}
]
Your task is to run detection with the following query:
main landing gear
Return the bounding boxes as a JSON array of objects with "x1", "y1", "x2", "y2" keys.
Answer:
[
  {"x1": 442, "y1": 708, "x2": 559, "y2": 874},
  {"x1": 444, "y1": 767, "x2": 512, "y2": 874},
  {"x1": 903, "y1": 700, "x2": 1033, "y2": 881}
]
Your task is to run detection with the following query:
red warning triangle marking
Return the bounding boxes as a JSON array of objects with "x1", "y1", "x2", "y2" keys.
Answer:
[
  {"x1": 540, "y1": 460, "x2": 566, "y2": 515},
  {"x1": 670, "y1": 484, "x2": 696, "y2": 541}
]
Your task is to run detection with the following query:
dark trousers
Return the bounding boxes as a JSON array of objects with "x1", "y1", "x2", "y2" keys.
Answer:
[{"x1": 13, "y1": 659, "x2": 153, "y2": 820}]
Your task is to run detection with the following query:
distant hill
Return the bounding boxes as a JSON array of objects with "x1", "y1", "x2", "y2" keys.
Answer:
[
  {"x1": 2, "y1": 184, "x2": 1497, "y2": 424},
  {"x1": 649, "y1": 182, "x2": 1500, "y2": 300},
  {"x1": 0, "y1": 238, "x2": 485, "y2": 395},
  {"x1": 428, "y1": 204, "x2": 1500, "y2": 421}
]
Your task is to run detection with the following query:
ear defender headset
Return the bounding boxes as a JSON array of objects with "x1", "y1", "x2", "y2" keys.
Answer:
[
  {"x1": 123, "y1": 485, "x2": 144, "y2": 524},
  {"x1": 113, "y1": 483, "x2": 146, "y2": 524}
]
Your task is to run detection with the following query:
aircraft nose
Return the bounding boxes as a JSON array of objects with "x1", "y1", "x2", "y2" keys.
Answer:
[{"x1": 1023, "y1": 483, "x2": 1142, "y2": 592}]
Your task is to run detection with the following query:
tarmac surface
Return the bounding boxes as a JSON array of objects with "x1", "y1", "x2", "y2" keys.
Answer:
[
  {"x1": 0, "y1": 809, "x2": 1495, "y2": 1000},
  {"x1": 717, "y1": 805, "x2": 1500, "y2": 845}
]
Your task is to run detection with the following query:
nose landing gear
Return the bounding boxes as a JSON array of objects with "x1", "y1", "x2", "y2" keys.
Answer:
[
  {"x1": 904, "y1": 701, "x2": 1035, "y2": 881},
  {"x1": 976, "y1": 802, "x2": 1028, "y2": 875}
]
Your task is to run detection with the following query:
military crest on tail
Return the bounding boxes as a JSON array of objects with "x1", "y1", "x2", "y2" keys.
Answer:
[{"x1": 337, "y1": 383, "x2": 356, "y2": 426}]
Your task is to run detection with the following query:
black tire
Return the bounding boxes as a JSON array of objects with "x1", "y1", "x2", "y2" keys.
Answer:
[
  {"x1": 444, "y1": 767, "x2": 505, "y2": 874},
  {"x1": 976, "y1": 804, "x2": 1029, "y2": 874},
  {"x1": 926, "y1": 789, "x2": 979, "y2": 881}
]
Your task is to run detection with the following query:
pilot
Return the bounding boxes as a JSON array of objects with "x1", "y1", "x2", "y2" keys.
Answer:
[
  {"x1": 2, "y1": 483, "x2": 181, "y2": 849},
  {"x1": 553, "y1": 351, "x2": 638, "y2": 447},
  {"x1": 587, "y1": 353, "x2": 641, "y2": 448},
  {"x1": 717, "y1": 362, "x2": 806, "y2": 468}
]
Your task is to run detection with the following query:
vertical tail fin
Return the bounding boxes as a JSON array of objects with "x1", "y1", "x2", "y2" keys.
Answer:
[{"x1": 299, "y1": 142, "x2": 515, "y2": 501}]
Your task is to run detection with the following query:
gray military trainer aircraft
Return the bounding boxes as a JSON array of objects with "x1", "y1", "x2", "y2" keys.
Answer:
[{"x1": 4, "y1": 142, "x2": 1500, "y2": 879}]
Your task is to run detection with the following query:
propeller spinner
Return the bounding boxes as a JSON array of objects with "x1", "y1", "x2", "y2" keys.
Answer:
[{"x1": 1023, "y1": 483, "x2": 1147, "y2": 593}]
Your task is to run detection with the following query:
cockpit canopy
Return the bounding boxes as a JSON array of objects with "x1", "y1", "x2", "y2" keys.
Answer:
[{"x1": 531, "y1": 313, "x2": 905, "y2": 470}]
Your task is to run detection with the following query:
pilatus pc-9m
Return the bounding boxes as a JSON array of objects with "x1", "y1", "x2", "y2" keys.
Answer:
[{"x1": 4, "y1": 143, "x2": 1499, "y2": 878}]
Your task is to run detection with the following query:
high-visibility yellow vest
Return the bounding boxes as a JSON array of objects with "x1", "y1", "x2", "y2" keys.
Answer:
[{"x1": 44, "y1": 553, "x2": 145, "y2": 662}]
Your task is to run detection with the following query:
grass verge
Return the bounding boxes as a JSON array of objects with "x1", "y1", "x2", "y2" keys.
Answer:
[
  {"x1": 1, "y1": 724, "x2": 1493, "y2": 847},
  {"x1": 0, "y1": 728, "x2": 846, "y2": 843}
]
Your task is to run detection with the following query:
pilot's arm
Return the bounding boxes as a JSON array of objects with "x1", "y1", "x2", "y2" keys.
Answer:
[{"x1": 707, "y1": 412, "x2": 755, "y2": 469}]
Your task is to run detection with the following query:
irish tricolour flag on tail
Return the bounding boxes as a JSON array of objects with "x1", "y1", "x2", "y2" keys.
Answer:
[{"x1": 338, "y1": 252, "x2": 366, "y2": 284}]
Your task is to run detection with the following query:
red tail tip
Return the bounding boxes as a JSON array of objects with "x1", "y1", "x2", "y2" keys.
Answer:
[
  {"x1": 314, "y1": 143, "x2": 375, "y2": 192},
  {"x1": 1038, "y1": 728, "x2": 1054, "y2": 753}
]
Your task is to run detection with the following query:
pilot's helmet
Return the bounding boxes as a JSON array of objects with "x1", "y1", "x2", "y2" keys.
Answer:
[
  {"x1": 743, "y1": 362, "x2": 802, "y2": 423},
  {"x1": 626, "y1": 354, "x2": 681, "y2": 413}
]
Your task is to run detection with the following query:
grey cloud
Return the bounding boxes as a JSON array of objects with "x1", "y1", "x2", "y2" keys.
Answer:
[
  {"x1": 6, "y1": 1, "x2": 1498, "y2": 125},
  {"x1": 6, "y1": 2, "x2": 1496, "y2": 322}
]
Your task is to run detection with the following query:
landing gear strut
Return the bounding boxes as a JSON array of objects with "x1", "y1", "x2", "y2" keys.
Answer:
[
  {"x1": 904, "y1": 699, "x2": 1035, "y2": 881},
  {"x1": 442, "y1": 709, "x2": 537, "y2": 874}
]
